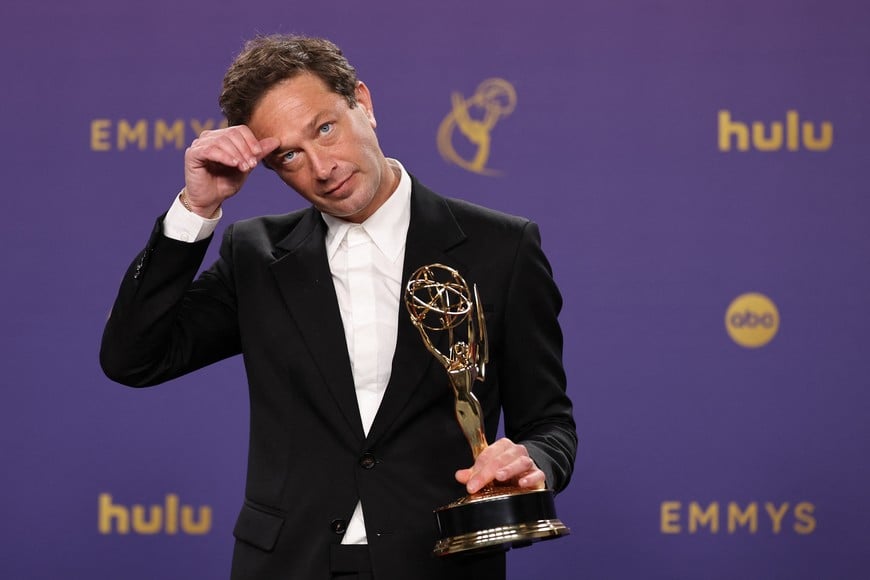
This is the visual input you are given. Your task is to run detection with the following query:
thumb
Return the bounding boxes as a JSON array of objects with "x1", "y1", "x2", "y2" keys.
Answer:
[{"x1": 257, "y1": 137, "x2": 281, "y2": 159}]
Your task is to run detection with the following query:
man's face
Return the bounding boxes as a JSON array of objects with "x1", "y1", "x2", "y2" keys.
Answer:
[{"x1": 248, "y1": 72, "x2": 396, "y2": 223}]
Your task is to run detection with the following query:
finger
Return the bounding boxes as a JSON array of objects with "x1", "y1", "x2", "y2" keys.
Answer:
[
  {"x1": 223, "y1": 127, "x2": 280, "y2": 166},
  {"x1": 215, "y1": 127, "x2": 265, "y2": 171},
  {"x1": 466, "y1": 439, "x2": 545, "y2": 493},
  {"x1": 257, "y1": 136, "x2": 281, "y2": 159},
  {"x1": 455, "y1": 468, "x2": 472, "y2": 485},
  {"x1": 494, "y1": 455, "x2": 537, "y2": 483},
  {"x1": 191, "y1": 127, "x2": 264, "y2": 172},
  {"x1": 187, "y1": 136, "x2": 250, "y2": 173},
  {"x1": 465, "y1": 440, "x2": 518, "y2": 493},
  {"x1": 494, "y1": 454, "x2": 546, "y2": 489},
  {"x1": 517, "y1": 468, "x2": 547, "y2": 490}
]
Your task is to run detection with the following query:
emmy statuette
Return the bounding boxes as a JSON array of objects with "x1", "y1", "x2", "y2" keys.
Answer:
[{"x1": 404, "y1": 264, "x2": 569, "y2": 556}]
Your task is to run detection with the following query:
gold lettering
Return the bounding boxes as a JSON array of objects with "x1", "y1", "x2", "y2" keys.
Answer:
[
  {"x1": 91, "y1": 118, "x2": 229, "y2": 151},
  {"x1": 98, "y1": 493, "x2": 129, "y2": 534},
  {"x1": 764, "y1": 502, "x2": 789, "y2": 533},
  {"x1": 165, "y1": 493, "x2": 179, "y2": 534},
  {"x1": 189, "y1": 118, "x2": 227, "y2": 137},
  {"x1": 660, "y1": 501, "x2": 681, "y2": 533},
  {"x1": 803, "y1": 121, "x2": 833, "y2": 151},
  {"x1": 155, "y1": 119, "x2": 185, "y2": 150},
  {"x1": 131, "y1": 504, "x2": 163, "y2": 534},
  {"x1": 98, "y1": 493, "x2": 212, "y2": 535},
  {"x1": 91, "y1": 119, "x2": 112, "y2": 152},
  {"x1": 719, "y1": 110, "x2": 833, "y2": 153},
  {"x1": 689, "y1": 502, "x2": 719, "y2": 533},
  {"x1": 793, "y1": 502, "x2": 816, "y2": 534},
  {"x1": 718, "y1": 110, "x2": 749, "y2": 152},
  {"x1": 117, "y1": 119, "x2": 148, "y2": 151},
  {"x1": 786, "y1": 110, "x2": 800, "y2": 151},
  {"x1": 181, "y1": 505, "x2": 213, "y2": 535},
  {"x1": 751, "y1": 122, "x2": 783, "y2": 151},
  {"x1": 727, "y1": 502, "x2": 758, "y2": 533}
]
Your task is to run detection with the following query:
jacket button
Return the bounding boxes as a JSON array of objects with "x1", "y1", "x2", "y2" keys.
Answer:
[
  {"x1": 331, "y1": 519, "x2": 347, "y2": 534},
  {"x1": 359, "y1": 452, "x2": 376, "y2": 469}
]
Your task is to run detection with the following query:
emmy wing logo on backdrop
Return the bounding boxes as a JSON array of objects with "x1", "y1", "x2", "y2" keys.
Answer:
[{"x1": 437, "y1": 78, "x2": 517, "y2": 175}]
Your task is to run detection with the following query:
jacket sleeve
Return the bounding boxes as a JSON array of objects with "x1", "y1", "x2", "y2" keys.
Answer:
[
  {"x1": 99, "y1": 217, "x2": 242, "y2": 387},
  {"x1": 499, "y1": 221, "x2": 577, "y2": 493}
]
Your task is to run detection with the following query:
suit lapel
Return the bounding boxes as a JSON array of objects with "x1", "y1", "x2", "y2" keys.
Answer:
[
  {"x1": 268, "y1": 209, "x2": 366, "y2": 442},
  {"x1": 366, "y1": 179, "x2": 468, "y2": 446}
]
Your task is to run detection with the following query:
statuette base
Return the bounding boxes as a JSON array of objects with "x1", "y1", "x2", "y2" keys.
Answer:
[{"x1": 433, "y1": 488, "x2": 570, "y2": 556}]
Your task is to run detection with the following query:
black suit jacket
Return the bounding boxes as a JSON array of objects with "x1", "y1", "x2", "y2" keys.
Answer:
[{"x1": 101, "y1": 177, "x2": 576, "y2": 580}]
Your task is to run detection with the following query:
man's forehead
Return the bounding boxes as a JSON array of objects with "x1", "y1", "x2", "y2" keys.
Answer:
[
  {"x1": 252, "y1": 75, "x2": 344, "y2": 122},
  {"x1": 264, "y1": 73, "x2": 337, "y2": 104},
  {"x1": 251, "y1": 94, "x2": 327, "y2": 137}
]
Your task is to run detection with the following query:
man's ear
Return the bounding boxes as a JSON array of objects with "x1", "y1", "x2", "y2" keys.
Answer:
[{"x1": 355, "y1": 81, "x2": 377, "y2": 128}]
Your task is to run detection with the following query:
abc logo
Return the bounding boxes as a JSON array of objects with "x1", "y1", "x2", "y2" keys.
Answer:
[{"x1": 725, "y1": 293, "x2": 779, "y2": 348}]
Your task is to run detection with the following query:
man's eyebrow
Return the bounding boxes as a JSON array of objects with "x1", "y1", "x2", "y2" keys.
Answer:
[
  {"x1": 305, "y1": 111, "x2": 329, "y2": 133},
  {"x1": 277, "y1": 110, "x2": 331, "y2": 149},
  {"x1": 262, "y1": 108, "x2": 335, "y2": 165}
]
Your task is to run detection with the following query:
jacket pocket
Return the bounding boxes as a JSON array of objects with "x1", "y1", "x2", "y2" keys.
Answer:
[{"x1": 232, "y1": 501, "x2": 285, "y2": 552}]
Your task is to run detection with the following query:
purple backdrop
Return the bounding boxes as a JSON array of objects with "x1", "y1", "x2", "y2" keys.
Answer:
[{"x1": 2, "y1": 1, "x2": 869, "y2": 578}]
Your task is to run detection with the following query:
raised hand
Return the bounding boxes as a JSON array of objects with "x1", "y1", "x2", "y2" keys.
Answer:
[{"x1": 182, "y1": 125, "x2": 280, "y2": 217}]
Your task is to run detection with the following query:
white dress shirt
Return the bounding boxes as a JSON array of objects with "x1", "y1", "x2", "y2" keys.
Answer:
[
  {"x1": 162, "y1": 159, "x2": 412, "y2": 545},
  {"x1": 321, "y1": 160, "x2": 410, "y2": 543}
]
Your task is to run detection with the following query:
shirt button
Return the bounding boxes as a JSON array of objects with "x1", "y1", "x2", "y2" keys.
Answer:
[
  {"x1": 330, "y1": 519, "x2": 347, "y2": 534},
  {"x1": 359, "y1": 452, "x2": 376, "y2": 469}
]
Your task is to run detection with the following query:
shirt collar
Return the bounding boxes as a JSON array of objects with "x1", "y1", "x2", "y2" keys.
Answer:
[{"x1": 322, "y1": 158, "x2": 411, "y2": 262}]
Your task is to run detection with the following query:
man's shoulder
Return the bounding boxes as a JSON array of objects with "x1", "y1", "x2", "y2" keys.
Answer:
[
  {"x1": 225, "y1": 207, "x2": 319, "y2": 248},
  {"x1": 234, "y1": 207, "x2": 312, "y2": 229},
  {"x1": 444, "y1": 195, "x2": 530, "y2": 228},
  {"x1": 411, "y1": 175, "x2": 532, "y2": 231}
]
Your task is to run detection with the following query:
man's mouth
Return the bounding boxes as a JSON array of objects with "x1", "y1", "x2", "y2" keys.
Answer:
[{"x1": 322, "y1": 174, "x2": 352, "y2": 196}]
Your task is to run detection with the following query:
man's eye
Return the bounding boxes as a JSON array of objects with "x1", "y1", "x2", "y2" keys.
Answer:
[
  {"x1": 319, "y1": 123, "x2": 333, "y2": 134},
  {"x1": 282, "y1": 151, "x2": 297, "y2": 163}
]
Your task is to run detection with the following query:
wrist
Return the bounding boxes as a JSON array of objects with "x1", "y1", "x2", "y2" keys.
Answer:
[{"x1": 180, "y1": 188, "x2": 220, "y2": 219}]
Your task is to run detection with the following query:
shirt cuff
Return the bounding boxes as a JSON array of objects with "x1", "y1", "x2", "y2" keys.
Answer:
[{"x1": 163, "y1": 192, "x2": 222, "y2": 242}]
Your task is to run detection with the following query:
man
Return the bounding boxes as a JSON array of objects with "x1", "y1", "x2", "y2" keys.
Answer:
[{"x1": 101, "y1": 35, "x2": 576, "y2": 580}]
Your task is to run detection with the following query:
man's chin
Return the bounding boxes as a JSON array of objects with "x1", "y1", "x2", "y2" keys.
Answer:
[{"x1": 319, "y1": 201, "x2": 370, "y2": 222}]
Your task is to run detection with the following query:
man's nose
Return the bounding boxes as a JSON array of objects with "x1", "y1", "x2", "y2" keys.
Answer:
[{"x1": 309, "y1": 148, "x2": 336, "y2": 180}]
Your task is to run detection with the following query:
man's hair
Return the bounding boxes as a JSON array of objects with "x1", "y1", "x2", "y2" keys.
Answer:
[{"x1": 219, "y1": 34, "x2": 358, "y2": 126}]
